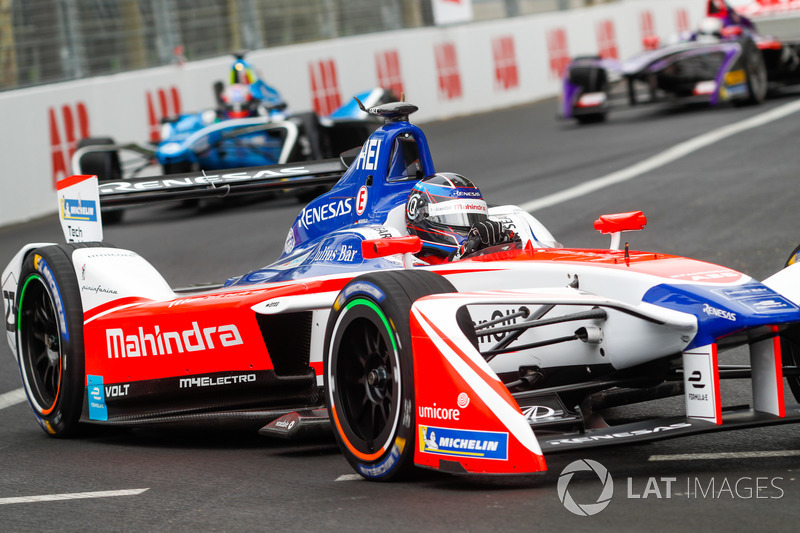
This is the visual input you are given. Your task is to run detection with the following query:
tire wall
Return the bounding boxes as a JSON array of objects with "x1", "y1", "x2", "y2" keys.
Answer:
[{"x1": 0, "y1": 0, "x2": 704, "y2": 228}]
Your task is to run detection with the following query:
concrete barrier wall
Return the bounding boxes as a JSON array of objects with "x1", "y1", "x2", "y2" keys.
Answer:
[{"x1": 0, "y1": 0, "x2": 703, "y2": 227}]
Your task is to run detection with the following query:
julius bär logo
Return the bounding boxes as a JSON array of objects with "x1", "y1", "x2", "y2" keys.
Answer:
[{"x1": 558, "y1": 459, "x2": 614, "y2": 516}]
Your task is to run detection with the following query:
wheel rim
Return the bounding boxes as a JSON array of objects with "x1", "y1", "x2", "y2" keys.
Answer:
[
  {"x1": 19, "y1": 275, "x2": 62, "y2": 414},
  {"x1": 332, "y1": 301, "x2": 401, "y2": 455}
]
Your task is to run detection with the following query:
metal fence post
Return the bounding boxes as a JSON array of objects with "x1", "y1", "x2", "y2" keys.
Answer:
[
  {"x1": 58, "y1": 0, "x2": 86, "y2": 79},
  {"x1": 151, "y1": 0, "x2": 181, "y2": 65}
]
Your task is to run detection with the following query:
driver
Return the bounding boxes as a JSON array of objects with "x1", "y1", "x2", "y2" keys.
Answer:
[
  {"x1": 405, "y1": 173, "x2": 515, "y2": 264},
  {"x1": 220, "y1": 83, "x2": 256, "y2": 119},
  {"x1": 695, "y1": 17, "x2": 724, "y2": 42}
]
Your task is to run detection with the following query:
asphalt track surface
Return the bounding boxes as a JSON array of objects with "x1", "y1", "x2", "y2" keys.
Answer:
[{"x1": 2, "y1": 92, "x2": 800, "y2": 532}]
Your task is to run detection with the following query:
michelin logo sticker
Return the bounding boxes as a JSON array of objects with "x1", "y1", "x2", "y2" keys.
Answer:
[
  {"x1": 419, "y1": 425, "x2": 508, "y2": 460},
  {"x1": 61, "y1": 198, "x2": 98, "y2": 221}
]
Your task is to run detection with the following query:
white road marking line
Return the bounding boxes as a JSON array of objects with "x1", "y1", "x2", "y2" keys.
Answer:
[
  {"x1": 0, "y1": 488, "x2": 149, "y2": 506},
  {"x1": 649, "y1": 450, "x2": 800, "y2": 462},
  {"x1": 0, "y1": 388, "x2": 25, "y2": 411},
  {"x1": 335, "y1": 474, "x2": 362, "y2": 482},
  {"x1": 520, "y1": 98, "x2": 800, "y2": 213}
]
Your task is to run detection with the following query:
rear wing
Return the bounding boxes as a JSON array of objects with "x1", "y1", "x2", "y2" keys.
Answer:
[{"x1": 97, "y1": 158, "x2": 346, "y2": 208}]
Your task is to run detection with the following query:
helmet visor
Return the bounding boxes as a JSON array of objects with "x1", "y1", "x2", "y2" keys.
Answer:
[{"x1": 426, "y1": 199, "x2": 488, "y2": 229}]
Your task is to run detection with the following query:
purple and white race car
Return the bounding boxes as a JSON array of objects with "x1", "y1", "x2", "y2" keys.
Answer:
[{"x1": 561, "y1": 0, "x2": 800, "y2": 124}]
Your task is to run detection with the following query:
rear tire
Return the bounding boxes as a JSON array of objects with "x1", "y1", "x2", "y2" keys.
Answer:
[
  {"x1": 16, "y1": 245, "x2": 88, "y2": 437},
  {"x1": 324, "y1": 270, "x2": 456, "y2": 481},
  {"x1": 76, "y1": 137, "x2": 124, "y2": 224},
  {"x1": 569, "y1": 64, "x2": 609, "y2": 125},
  {"x1": 575, "y1": 113, "x2": 607, "y2": 125}
]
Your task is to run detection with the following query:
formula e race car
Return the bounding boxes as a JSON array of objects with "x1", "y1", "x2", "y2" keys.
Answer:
[
  {"x1": 5, "y1": 101, "x2": 800, "y2": 482},
  {"x1": 74, "y1": 55, "x2": 395, "y2": 221},
  {"x1": 561, "y1": 0, "x2": 800, "y2": 124}
]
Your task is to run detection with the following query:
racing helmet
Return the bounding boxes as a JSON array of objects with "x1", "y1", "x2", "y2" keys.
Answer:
[
  {"x1": 221, "y1": 83, "x2": 254, "y2": 118},
  {"x1": 697, "y1": 17, "x2": 724, "y2": 39},
  {"x1": 405, "y1": 173, "x2": 488, "y2": 258}
]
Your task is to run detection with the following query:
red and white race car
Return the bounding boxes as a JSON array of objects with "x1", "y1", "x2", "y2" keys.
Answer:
[{"x1": 4, "y1": 102, "x2": 800, "y2": 481}]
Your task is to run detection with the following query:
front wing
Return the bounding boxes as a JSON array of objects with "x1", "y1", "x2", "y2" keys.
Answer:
[{"x1": 407, "y1": 290, "x2": 797, "y2": 475}]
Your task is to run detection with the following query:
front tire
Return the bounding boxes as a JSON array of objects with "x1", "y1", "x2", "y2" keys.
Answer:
[
  {"x1": 735, "y1": 38, "x2": 768, "y2": 106},
  {"x1": 324, "y1": 270, "x2": 456, "y2": 481},
  {"x1": 17, "y1": 245, "x2": 87, "y2": 436}
]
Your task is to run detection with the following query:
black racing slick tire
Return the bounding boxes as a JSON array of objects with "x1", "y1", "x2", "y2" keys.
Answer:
[
  {"x1": 575, "y1": 113, "x2": 607, "y2": 125},
  {"x1": 324, "y1": 270, "x2": 456, "y2": 481},
  {"x1": 569, "y1": 64, "x2": 608, "y2": 125},
  {"x1": 76, "y1": 137, "x2": 124, "y2": 224},
  {"x1": 735, "y1": 38, "x2": 768, "y2": 106},
  {"x1": 76, "y1": 137, "x2": 121, "y2": 181},
  {"x1": 16, "y1": 245, "x2": 90, "y2": 437}
]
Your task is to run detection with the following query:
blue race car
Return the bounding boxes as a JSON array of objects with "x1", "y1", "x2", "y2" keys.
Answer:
[{"x1": 74, "y1": 54, "x2": 395, "y2": 219}]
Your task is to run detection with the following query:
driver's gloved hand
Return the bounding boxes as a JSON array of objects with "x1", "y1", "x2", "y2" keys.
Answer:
[
  {"x1": 470, "y1": 220, "x2": 508, "y2": 247},
  {"x1": 448, "y1": 220, "x2": 511, "y2": 262}
]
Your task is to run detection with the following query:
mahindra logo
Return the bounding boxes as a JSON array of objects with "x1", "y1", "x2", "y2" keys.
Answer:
[
  {"x1": 523, "y1": 405, "x2": 557, "y2": 421},
  {"x1": 106, "y1": 322, "x2": 243, "y2": 358}
]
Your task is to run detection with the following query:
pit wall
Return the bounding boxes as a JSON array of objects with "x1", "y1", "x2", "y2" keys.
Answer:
[{"x1": 0, "y1": 0, "x2": 704, "y2": 227}]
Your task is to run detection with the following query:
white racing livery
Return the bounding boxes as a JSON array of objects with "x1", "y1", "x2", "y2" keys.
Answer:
[{"x1": 4, "y1": 102, "x2": 800, "y2": 481}]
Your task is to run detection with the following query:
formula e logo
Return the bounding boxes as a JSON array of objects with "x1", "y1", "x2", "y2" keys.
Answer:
[
  {"x1": 356, "y1": 186, "x2": 368, "y2": 215},
  {"x1": 106, "y1": 322, "x2": 243, "y2": 358},
  {"x1": 558, "y1": 459, "x2": 614, "y2": 516},
  {"x1": 688, "y1": 370, "x2": 706, "y2": 389},
  {"x1": 702, "y1": 303, "x2": 736, "y2": 322}
]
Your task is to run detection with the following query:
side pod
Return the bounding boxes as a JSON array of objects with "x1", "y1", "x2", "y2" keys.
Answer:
[{"x1": 409, "y1": 294, "x2": 547, "y2": 475}]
